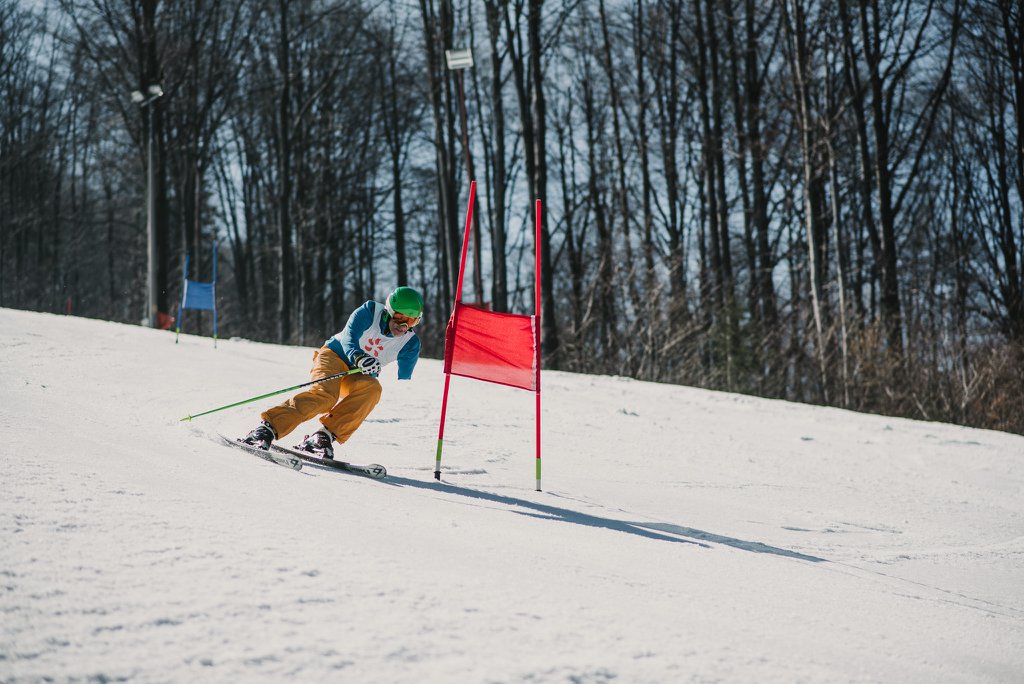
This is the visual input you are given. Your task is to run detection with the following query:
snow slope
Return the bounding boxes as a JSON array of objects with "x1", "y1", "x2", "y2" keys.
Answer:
[{"x1": 2, "y1": 307, "x2": 1023, "y2": 683}]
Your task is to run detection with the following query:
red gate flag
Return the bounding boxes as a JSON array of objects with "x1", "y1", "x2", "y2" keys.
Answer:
[
  {"x1": 435, "y1": 180, "x2": 544, "y2": 490},
  {"x1": 444, "y1": 304, "x2": 536, "y2": 391}
]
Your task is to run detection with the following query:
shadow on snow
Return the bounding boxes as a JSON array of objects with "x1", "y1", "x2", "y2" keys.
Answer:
[{"x1": 379, "y1": 475, "x2": 825, "y2": 562}]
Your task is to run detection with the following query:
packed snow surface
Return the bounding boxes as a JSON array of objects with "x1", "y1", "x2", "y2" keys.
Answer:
[{"x1": 2, "y1": 308, "x2": 1023, "y2": 683}]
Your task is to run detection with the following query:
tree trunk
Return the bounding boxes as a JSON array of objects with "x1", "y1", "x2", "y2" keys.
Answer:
[
  {"x1": 276, "y1": 0, "x2": 293, "y2": 344},
  {"x1": 781, "y1": 0, "x2": 830, "y2": 401},
  {"x1": 483, "y1": 0, "x2": 508, "y2": 312},
  {"x1": 504, "y1": 0, "x2": 558, "y2": 362},
  {"x1": 419, "y1": 0, "x2": 457, "y2": 309}
]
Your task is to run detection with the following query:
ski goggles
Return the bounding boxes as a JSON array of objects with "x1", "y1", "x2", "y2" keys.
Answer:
[{"x1": 390, "y1": 311, "x2": 421, "y2": 327}]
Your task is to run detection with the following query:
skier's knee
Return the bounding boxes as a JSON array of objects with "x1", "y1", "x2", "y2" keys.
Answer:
[{"x1": 364, "y1": 378, "x2": 383, "y2": 403}]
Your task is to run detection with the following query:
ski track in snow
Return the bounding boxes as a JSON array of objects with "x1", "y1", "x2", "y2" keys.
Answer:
[{"x1": 1, "y1": 307, "x2": 1023, "y2": 683}]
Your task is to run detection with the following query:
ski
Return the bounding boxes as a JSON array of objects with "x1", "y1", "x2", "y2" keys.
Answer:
[
  {"x1": 272, "y1": 444, "x2": 387, "y2": 479},
  {"x1": 220, "y1": 435, "x2": 303, "y2": 471}
]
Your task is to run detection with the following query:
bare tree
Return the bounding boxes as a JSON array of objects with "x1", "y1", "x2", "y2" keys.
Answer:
[
  {"x1": 839, "y1": 0, "x2": 962, "y2": 355},
  {"x1": 503, "y1": 0, "x2": 558, "y2": 362}
]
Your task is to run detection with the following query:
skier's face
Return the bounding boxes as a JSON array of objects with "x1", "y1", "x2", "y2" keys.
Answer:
[{"x1": 388, "y1": 317, "x2": 409, "y2": 336}]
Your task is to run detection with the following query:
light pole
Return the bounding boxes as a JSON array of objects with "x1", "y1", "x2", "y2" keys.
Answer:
[
  {"x1": 131, "y1": 83, "x2": 164, "y2": 328},
  {"x1": 445, "y1": 47, "x2": 484, "y2": 306}
]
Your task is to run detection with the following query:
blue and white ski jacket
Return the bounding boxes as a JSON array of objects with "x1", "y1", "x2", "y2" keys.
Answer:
[{"x1": 325, "y1": 300, "x2": 421, "y2": 379}]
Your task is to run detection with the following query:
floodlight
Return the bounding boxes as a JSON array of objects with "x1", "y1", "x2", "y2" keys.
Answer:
[{"x1": 445, "y1": 48, "x2": 474, "y2": 70}]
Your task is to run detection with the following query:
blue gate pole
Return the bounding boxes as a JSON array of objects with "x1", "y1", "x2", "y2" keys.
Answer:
[
  {"x1": 175, "y1": 254, "x2": 190, "y2": 344},
  {"x1": 212, "y1": 241, "x2": 218, "y2": 348}
]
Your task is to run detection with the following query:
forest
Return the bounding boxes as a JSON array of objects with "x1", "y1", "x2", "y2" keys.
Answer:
[{"x1": 2, "y1": 0, "x2": 1022, "y2": 435}]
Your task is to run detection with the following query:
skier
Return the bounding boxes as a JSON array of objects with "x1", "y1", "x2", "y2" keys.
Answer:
[{"x1": 242, "y1": 286, "x2": 424, "y2": 460}]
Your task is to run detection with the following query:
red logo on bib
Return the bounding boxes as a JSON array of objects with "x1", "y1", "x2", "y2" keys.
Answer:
[{"x1": 364, "y1": 338, "x2": 384, "y2": 357}]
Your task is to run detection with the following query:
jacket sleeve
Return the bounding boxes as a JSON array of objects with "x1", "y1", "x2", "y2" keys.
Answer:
[
  {"x1": 339, "y1": 301, "x2": 376, "y2": 362},
  {"x1": 396, "y1": 334, "x2": 421, "y2": 380}
]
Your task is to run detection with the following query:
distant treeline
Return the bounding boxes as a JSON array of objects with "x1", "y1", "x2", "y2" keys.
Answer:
[{"x1": 2, "y1": 0, "x2": 1022, "y2": 434}]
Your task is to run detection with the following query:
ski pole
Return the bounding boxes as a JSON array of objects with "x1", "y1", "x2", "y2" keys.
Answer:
[{"x1": 179, "y1": 368, "x2": 364, "y2": 421}]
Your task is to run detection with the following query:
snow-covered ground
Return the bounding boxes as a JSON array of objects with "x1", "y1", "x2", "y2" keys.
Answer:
[{"x1": 2, "y1": 307, "x2": 1023, "y2": 683}]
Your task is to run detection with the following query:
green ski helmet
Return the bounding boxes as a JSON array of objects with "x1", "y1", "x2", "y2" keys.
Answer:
[{"x1": 385, "y1": 286, "x2": 424, "y2": 325}]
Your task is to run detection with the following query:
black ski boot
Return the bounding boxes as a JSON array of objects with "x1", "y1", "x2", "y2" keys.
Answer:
[
  {"x1": 297, "y1": 428, "x2": 335, "y2": 460},
  {"x1": 243, "y1": 421, "x2": 276, "y2": 450}
]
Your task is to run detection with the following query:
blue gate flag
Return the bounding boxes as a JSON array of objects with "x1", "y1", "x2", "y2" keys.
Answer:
[
  {"x1": 176, "y1": 242, "x2": 218, "y2": 346},
  {"x1": 182, "y1": 281, "x2": 215, "y2": 310}
]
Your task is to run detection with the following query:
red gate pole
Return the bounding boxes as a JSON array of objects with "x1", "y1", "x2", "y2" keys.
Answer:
[
  {"x1": 434, "y1": 373, "x2": 454, "y2": 480},
  {"x1": 534, "y1": 199, "x2": 543, "y2": 491},
  {"x1": 435, "y1": 181, "x2": 477, "y2": 480}
]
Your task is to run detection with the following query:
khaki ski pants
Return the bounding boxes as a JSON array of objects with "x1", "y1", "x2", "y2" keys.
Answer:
[{"x1": 261, "y1": 347, "x2": 381, "y2": 444}]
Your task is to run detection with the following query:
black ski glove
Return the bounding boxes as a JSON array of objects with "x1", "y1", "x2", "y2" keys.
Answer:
[{"x1": 354, "y1": 353, "x2": 382, "y2": 375}]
